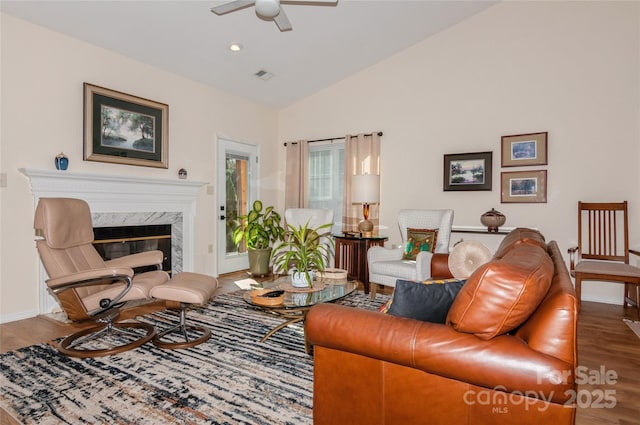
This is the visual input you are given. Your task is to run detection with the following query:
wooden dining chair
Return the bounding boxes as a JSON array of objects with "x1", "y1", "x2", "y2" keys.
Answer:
[{"x1": 568, "y1": 201, "x2": 640, "y2": 319}]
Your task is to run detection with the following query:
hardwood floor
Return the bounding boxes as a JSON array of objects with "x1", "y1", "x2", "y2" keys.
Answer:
[
  {"x1": 1, "y1": 272, "x2": 639, "y2": 424},
  {"x1": 574, "y1": 301, "x2": 640, "y2": 425}
]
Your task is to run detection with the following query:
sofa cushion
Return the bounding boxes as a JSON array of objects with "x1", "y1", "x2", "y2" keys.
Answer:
[
  {"x1": 493, "y1": 227, "x2": 546, "y2": 259},
  {"x1": 403, "y1": 228, "x2": 438, "y2": 260},
  {"x1": 446, "y1": 243, "x2": 553, "y2": 340},
  {"x1": 384, "y1": 278, "x2": 466, "y2": 323}
]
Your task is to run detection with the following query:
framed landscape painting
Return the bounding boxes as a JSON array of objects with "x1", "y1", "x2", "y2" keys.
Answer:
[
  {"x1": 501, "y1": 131, "x2": 548, "y2": 167},
  {"x1": 501, "y1": 170, "x2": 547, "y2": 203},
  {"x1": 443, "y1": 151, "x2": 492, "y2": 191},
  {"x1": 83, "y1": 83, "x2": 169, "y2": 168}
]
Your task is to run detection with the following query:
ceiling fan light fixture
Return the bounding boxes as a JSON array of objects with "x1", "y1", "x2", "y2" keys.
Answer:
[
  {"x1": 211, "y1": 0, "x2": 338, "y2": 32},
  {"x1": 229, "y1": 43, "x2": 243, "y2": 52},
  {"x1": 255, "y1": 0, "x2": 280, "y2": 18}
]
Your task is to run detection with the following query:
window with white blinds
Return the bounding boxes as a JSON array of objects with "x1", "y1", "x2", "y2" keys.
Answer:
[{"x1": 308, "y1": 141, "x2": 344, "y2": 232}]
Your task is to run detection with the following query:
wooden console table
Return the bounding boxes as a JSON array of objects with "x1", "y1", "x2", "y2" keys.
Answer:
[{"x1": 333, "y1": 235, "x2": 388, "y2": 294}]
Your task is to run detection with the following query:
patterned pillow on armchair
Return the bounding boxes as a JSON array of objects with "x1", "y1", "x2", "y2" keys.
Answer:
[{"x1": 402, "y1": 228, "x2": 438, "y2": 260}]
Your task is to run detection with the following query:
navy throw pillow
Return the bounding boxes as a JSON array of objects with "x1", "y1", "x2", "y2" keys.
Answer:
[{"x1": 387, "y1": 278, "x2": 466, "y2": 323}]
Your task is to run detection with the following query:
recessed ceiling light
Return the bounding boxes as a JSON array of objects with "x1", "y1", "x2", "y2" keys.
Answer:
[{"x1": 229, "y1": 43, "x2": 243, "y2": 52}]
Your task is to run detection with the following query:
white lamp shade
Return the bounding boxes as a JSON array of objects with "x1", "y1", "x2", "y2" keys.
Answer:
[{"x1": 351, "y1": 174, "x2": 380, "y2": 204}]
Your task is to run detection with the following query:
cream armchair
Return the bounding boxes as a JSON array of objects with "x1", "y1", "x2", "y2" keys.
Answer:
[{"x1": 367, "y1": 209, "x2": 454, "y2": 297}]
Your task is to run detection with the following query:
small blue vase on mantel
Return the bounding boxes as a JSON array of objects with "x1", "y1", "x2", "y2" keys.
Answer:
[{"x1": 55, "y1": 152, "x2": 69, "y2": 170}]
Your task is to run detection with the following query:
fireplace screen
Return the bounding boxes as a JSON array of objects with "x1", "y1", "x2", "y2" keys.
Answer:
[{"x1": 93, "y1": 224, "x2": 171, "y2": 274}]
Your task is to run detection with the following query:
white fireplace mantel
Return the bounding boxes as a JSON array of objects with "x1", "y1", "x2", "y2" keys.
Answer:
[
  {"x1": 19, "y1": 168, "x2": 206, "y2": 204},
  {"x1": 20, "y1": 168, "x2": 208, "y2": 314}
]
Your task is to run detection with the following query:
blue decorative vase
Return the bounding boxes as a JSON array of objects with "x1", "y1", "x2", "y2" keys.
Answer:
[{"x1": 55, "y1": 152, "x2": 69, "y2": 170}]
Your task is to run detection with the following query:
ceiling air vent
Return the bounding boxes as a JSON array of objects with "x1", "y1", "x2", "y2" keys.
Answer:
[{"x1": 254, "y1": 69, "x2": 275, "y2": 81}]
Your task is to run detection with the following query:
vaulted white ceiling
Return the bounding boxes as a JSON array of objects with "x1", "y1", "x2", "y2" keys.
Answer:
[{"x1": 1, "y1": 0, "x2": 496, "y2": 108}]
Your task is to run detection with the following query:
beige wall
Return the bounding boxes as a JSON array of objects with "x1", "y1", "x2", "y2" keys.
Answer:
[
  {"x1": 0, "y1": 14, "x2": 278, "y2": 321},
  {"x1": 1, "y1": 1, "x2": 638, "y2": 322},
  {"x1": 278, "y1": 1, "x2": 640, "y2": 304}
]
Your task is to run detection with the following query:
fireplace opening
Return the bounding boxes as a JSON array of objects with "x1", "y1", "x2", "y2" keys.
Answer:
[{"x1": 93, "y1": 224, "x2": 172, "y2": 274}]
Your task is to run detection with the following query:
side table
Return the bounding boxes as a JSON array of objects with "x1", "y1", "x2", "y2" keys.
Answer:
[{"x1": 333, "y1": 235, "x2": 388, "y2": 294}]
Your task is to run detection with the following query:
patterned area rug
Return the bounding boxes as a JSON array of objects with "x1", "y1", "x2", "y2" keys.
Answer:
[{"x1": 0, "y1": 290, "x2": 387, "y2": 425}]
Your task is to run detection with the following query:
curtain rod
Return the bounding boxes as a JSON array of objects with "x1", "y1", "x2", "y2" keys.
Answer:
[{"x1": 283, "y1": 131, "x2": 383, "y2": 147}]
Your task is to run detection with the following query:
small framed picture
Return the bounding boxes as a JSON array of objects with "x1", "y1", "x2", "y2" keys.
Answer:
[
  {"x1": 501, "y1": 170, "x2": 547, "y2": 203},
  {"x1": 443, "y1": 151, "x2": 492, "y2": 191},
  {"x1": 501, "y1": 132, "x2": 548, "y2": 167},
  {"x1": 84, "y1": 83, "x2": 169, "y2": 168}
]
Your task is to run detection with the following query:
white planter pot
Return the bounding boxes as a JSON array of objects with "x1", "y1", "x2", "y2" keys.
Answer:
[{"x1": 291, "y1": 270, "x2": 315, "y2": 288}]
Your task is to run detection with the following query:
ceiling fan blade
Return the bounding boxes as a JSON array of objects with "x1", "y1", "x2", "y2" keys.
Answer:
[
  {"x1": 210, "y1": 0, "x2": 255, "y2": 15},
  {"x1": 273, "y1": 8, "x2": 292, "y2": 31}
]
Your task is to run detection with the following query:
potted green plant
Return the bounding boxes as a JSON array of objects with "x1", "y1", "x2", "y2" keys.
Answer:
[
  {"x1": 232, "y1": 200, "x2": 285, "y2": 276},
  {"x1": 272, "y1": 221, "x2": 335, "y2": 287}
]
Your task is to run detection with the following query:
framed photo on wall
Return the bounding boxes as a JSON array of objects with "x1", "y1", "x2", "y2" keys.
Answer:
[
  {"x1": 83, "y1": 83, "x2": 169, "y2": 168},
  {"x1": 443, "y1": 151, "x2": 492, "y2": 191},
  {"x1": 501, "y1": 170, "x2": 547, "y2": 203},
  {"x1": 501, "y1": 132, "x2": 547, "y2": 167}
]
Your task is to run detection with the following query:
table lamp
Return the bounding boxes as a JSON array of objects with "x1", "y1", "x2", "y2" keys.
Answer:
[{"x1": 351, "y1": 174, "x2": 380, "y2": 236}]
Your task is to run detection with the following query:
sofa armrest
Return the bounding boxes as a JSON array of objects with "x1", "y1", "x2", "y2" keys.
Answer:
[
  {"x1": 306, "y1": 303, "x2": 574, "y2": 404},
  {"x1": 410, "y1": 252, "x2": 454, "y2": 281},
  {"x1": 431, "y1": 253, "x2": 453, "y2": 278},
  {"x1": 367, "y1": 245, "x2": 403, "y2": 263}
]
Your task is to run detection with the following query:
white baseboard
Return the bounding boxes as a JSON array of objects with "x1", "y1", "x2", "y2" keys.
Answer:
[
  {"x1": 0, "y1": 309, "x2": 39, "y2": 324},
  {"x1": 580, "y1": 295, "x2": 623, "y2": 306}
]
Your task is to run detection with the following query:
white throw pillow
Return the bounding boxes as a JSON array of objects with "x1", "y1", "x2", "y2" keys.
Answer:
[{"x1": 448, "y1": 240, "x2": 492, "y2": 278}]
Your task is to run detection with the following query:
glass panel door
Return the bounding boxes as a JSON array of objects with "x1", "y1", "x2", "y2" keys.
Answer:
[{"x1": 217, "y1": 138, "x2": 258, "y2": 274}]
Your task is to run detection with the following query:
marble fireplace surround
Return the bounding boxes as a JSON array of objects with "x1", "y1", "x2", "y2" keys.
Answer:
[{"x1": 20, "y1": 168, "x2": 207, "y2": 314}]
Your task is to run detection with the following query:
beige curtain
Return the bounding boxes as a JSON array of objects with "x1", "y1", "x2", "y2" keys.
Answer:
[
  {"x1": 284, "y1": 140, "x2": 309, "y2": 209},
  {"x1": 342, "y1": 133, "x2": 381, "y2": 232}
]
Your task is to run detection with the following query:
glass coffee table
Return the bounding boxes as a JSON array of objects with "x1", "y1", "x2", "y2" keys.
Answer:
[{"x1": 243, "y1": 276, "x2": 358, "y2": 353}]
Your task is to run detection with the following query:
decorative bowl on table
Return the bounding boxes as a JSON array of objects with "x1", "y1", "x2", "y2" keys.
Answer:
[
  {"x1": 480, "y1": 208, "x2": 506, "y2": 233},
  {"x1": 250, "y1": 288, "x2": 285, "y2": 306},
  {"x1": 317, "y1": 268, "x2": 348, "y2": 283}
]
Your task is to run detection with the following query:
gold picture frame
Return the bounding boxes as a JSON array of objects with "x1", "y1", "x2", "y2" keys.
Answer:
[
  {"x1": 501, "y1": 132, "x2": 547, "y2": 167},
  {"x1": 501, "y1": 170, "x2": 547, "y2": 203},
  {"x1": 83, "y1": 83, "x2": 168, "y2": 168}
]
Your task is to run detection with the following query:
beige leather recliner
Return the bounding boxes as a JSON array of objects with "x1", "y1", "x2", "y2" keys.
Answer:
[
  {"x1": 35, "y1": 197, "x2": 169, "y2": 357},
  {"x1": 34, "y1": 197, "x2": 218, "y2": 357}
]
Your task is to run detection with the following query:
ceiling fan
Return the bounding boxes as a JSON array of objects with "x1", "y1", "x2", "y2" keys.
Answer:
[{"x1": 211, "y1": 0, "x2": 338, "y2": 32}]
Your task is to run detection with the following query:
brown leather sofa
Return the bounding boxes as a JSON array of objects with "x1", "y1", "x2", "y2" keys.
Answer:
[{"x1": 306, "y1": 228, "x2": 578, "y2": 425}]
